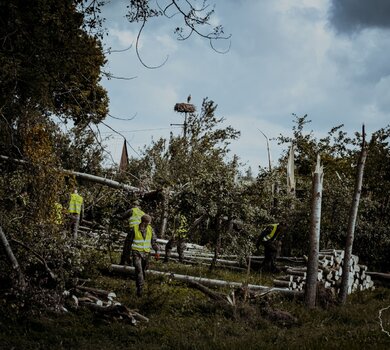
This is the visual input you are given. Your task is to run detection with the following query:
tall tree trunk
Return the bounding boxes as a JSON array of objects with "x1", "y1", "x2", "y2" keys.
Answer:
[
  {"x1": 0, "y1": 226, "x2": 26, "y2": 290},
  {"x1": 305, "y1": 155, "x2": 323, "y2": 309},
  {"x1": 210, "y1": 216, "x2": 222, "y2": 271},
  {"x1": 338, "y1": 126, "x2": 368, "y2": 304},
  {"x1": 287, "y1": 143, "x2": 296, "y2": 196},
  {"x1": 159, "y1": 192, "x2": 169, "y2": 238}
]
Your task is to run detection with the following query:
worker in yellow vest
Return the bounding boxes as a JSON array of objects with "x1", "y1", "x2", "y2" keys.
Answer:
[
  {"x1": 164, "y1": 214, "x2": 189, "y2": 263},
  {"x1": 68, "y1": 189, "x2": 84, "y2": 240},
  {"x1": 118, "y1": 201, "x2": 146, "y2": 265},
  {"x1": 54, "y1": 202, "x2": 64, "y2": 226},
  {"x1": 256, "y1": 223, "x2": 284, "y2": 272},
  {"x1": 126, "y1": 214, "x2": 159, "y2": 296}
]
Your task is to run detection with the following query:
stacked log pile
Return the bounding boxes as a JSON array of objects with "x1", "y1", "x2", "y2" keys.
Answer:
[{"x1": 273, "y1": 249, "x2": 374, "y2": 294}]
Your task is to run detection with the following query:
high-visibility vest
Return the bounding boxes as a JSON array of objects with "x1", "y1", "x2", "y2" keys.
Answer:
[
  {"x1": 68, "y1": 193, "x2": 83, "y2": 215},
  {"x1": 261, "y1": 224, "x2": 279, "y2": 242},
  {"x1": 54, "y1": 202, "x2": 63, "y2": 225},
  {"x1": 177, "y1": 215, "x2": 188, "y2": 238},
  {"x1": 131, "y1": 225, "x2": 153, "y2": 253},
  {"x1": 129, "y1": 207, "x2": 145, "y2": 228}
]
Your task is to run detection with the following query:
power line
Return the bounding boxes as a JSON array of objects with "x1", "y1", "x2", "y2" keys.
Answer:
[{"x1": 100, "y1": 126, "x2": 181, "y2": 134}]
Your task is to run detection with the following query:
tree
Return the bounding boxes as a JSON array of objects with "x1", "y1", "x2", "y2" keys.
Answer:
[
  {"x1": 305, "y1": 155, "x2": 323, "y2": 309},
  {"x1": 0, "y1": 0, "x2": 110, "y2": 309},
  {"x1": 338, "y1": 126, "x2": 368, "y2": 304},
  {"x1": 125, "y1": 98, "x2": 251, "y2": 258}
]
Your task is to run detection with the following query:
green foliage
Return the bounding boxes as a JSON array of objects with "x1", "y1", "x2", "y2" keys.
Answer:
[
  {"x1": 0, "y1": 0, "x2": 108, "y2": 137},
  {"x1": 0, "y1": 0, "x2": 110, "y2": 313},
  {"x1": 124, "y1": 99, "x2": 253, "y2": 255},
  {"x1": 265, "y1": 115, "x2": 390, "y2": 269}
]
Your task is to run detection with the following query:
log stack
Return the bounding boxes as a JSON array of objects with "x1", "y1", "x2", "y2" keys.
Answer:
[{"x1": 273, "y1": 249, "x2": 374, "y2": 294}]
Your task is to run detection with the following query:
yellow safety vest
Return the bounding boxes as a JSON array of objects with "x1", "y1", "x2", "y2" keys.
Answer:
[
  {"x1": 54, "y1": 202, "x2": 63, "y2": 225},
  {"x1": 131, "y1": 225, "x2": 153, "y2": 253},
  {"x1": 129, "y1": 207, "x2": 145, "y2": 228},
  {"x1": 262, "y1": 224, "x2": 279, "y2": 242},
  {"x1": 177, "y1": 215, "x2": 188, "y2": 238},
  {"x1": 68, "y1": 193, "x2": 83, "y2": 214}
]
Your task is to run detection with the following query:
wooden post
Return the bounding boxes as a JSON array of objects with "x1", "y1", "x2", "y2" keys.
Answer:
[
  {"x1": 305, "y1": 155, "x2": 323, "y2": 308},
  {"x1": 339, "y1": 125, "x2": 368, "y2": 304}
]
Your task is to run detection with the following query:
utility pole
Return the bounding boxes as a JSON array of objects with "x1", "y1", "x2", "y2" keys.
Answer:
[{"x1": 172, "y1": 94, "x2": 195, "y2": 137}]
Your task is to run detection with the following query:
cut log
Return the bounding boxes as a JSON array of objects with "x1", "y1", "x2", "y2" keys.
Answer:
[
  {"x1": 366, "y1": 272, "x2": 390, "y2": 281},
  {"x1": 110, "y1": 264, "x2": 301, "y2": 296},
  {"x1": 273, "y1": 280, "x2": 297, "y2": 289}
]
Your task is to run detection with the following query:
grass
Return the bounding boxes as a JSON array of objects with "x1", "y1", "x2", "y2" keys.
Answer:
[{"x1": 1, "y1": 260, "x2": 390, "y2": 350}]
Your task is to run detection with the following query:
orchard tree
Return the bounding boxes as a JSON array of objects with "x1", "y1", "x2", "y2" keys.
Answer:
[
  {"x1": 126, "y1": 98, "x2": 256, "y2": 260},
  {"x1": 258, "y1": 115, "x2": 390, "y2": 271},
  {"x1": 0, "y1": 0, "x2": 231, "y2": 308}
]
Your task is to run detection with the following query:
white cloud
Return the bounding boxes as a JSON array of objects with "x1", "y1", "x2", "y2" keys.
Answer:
[
  {"x1": 109, "y1": 28, "x2": 137, "y2": 48},
  {"x1": 99, "y1": 0, "x2": 390, "y2": 174}
]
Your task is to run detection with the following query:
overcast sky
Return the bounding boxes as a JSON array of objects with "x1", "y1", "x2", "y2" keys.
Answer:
[{"x1": 99, "y1": 0, "x2": 390, "y2": 174}]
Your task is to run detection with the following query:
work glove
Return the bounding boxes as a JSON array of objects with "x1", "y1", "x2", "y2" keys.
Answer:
[{"x1": 154, "y1": 252, "x2": 160, "y2": 261}]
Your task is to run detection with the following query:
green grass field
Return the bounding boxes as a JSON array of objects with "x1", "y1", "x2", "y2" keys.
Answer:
[{"x1": 1, "y1": 260, "x2": 390, "y2": 350}]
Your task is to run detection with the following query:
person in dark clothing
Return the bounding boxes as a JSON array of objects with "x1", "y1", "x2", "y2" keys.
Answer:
[
  {"x1": 164, "y1": 214, "x2": 188, "y2": 263},
  {"x1": 256, "y1": 223, "x2": 284, "y2": 272}
]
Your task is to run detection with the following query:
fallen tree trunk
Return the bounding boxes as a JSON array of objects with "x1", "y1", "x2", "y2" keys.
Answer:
[
  {"x1": 0, "y1": 226, "x2": 26, "y2": 290},
  {"x1": 366, "y1": 272, "x2": 390, "y2": 281},
  {"x1": 0, "y1": 155, "x2": 154, "y2": 194},
  {"x1": 110, "y1": 264, "x2": 301, "y2": 296},
  {"x1": 185, "y1": 280, "x2": 228, "y2": 303}
]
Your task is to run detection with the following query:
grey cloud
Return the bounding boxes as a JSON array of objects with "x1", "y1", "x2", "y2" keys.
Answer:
[{"x1": 329, "y1": 0, "x2": 390, "y2": 34}]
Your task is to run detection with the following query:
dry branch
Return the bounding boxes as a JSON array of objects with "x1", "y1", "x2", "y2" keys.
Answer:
[
  {"x1": 0, "y1": 226, "x2": 26, "y2": 290},
  {"x1": 11, "y1": 237, "x2": 57, "y2": 281}
]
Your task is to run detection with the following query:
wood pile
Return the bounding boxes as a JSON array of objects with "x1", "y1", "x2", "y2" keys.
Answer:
[{"x1": 273, "y1": 249, "x2": 374, "y2": 294}]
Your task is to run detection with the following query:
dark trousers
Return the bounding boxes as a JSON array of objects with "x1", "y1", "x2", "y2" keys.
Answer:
[
  {"x1": 132, "y1": 251, "x2": 150, "y2": 296},
  {"x1": 120, "y1": 232, "x2": 133, "y2": 265},
  {"x1": 164, "y1": 237, "x2": 186, "y2": 262},
  {"x1": 69, "y1": 214, "x2": 80, "y2": 240},
  {"x1": 261, "y1": 240, "x2": 282, "y2": 272}
]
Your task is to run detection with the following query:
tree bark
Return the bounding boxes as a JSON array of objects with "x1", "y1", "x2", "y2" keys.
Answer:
[
  {"x1": 305, "y1": 155, "x2": 323, "y2": 308},
  {"x1": 159, "y1": 190, "x2": 169, "y2": 238},
  {"x1": 0, "y1": 226, "x2": 26, "y2": 290},
  {"x1": 338, "y1": 126, "x2": 368, "y2": 304},
  {"x1": 210, "y1": 216, "x2": 222, "y2": 271}
]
